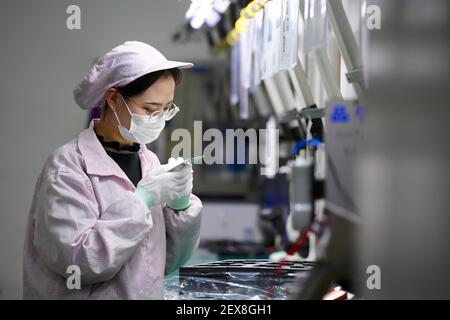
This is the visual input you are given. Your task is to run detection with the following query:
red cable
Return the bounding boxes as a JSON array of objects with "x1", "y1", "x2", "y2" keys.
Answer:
[
  {"x1": 265, "y1": 217, "x2": 330, "y2": 298},
  {"x1": 266, "y1": 228, "x2": 312, "y2": 299}
]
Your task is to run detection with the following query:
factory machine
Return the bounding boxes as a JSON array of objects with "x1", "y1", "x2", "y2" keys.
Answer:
[{"x1": 174, "y1": 0, "x2": 450, "y2": 299}]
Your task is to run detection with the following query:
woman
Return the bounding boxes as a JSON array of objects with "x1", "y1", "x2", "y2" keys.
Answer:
[{"x1": 23, "y1": 41, "x2": 202, "y2": 299}]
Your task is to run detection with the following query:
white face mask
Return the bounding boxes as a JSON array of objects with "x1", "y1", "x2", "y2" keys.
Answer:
[{"x1": 113, "y1": 96, "x2": 166, "y2": 145}]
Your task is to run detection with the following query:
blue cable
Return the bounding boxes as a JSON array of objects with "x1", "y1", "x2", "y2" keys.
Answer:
[{"x1": 291, "y1": 138, "x2": 322, "y2": 155}]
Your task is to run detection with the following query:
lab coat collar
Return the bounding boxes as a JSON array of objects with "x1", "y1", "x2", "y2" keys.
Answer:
[{"x1": 77, "y1": 119, "x2": 151, "y2": 184}]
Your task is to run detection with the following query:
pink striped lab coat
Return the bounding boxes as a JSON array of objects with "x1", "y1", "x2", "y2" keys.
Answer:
[{"x1": 23, "y1": 120, "x2": 202, "y2": 299}]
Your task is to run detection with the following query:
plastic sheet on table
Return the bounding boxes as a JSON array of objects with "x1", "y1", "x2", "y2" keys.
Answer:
[
  {"x1": 164, "y1": 259, "x2": 314, "y2": 300},
  {"x1": 164, "y1": 274, "x2": 300, "y2": 300}
]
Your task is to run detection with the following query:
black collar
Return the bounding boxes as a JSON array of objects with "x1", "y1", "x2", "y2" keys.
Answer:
[{"x1": 94, "y1": 130, "x2": 140, "y2": 153}]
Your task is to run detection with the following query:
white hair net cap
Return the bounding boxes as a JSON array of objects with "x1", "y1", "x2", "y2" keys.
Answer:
[{"x1": 74, "y1": 41, "x2": 193, "y2": 110}]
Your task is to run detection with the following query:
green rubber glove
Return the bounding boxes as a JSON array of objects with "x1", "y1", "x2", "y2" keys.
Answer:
[
  {"x1": 134, "y1": 186, "x2": 154, "y2": 209},
  {"x1": 168, "y1": 194, "x2": 191, "y2": 211}
]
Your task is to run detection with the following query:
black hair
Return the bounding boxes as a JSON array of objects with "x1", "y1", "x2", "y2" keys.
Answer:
[
  {"x1": 116, "y1": 68, "x2": 182, "y2": 99},
  {"x1": 102, "y1": 68, "x2": 182, "y2": 117}
]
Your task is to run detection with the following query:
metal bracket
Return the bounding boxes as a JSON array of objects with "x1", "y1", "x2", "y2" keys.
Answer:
[
  {"x1": 298, "y1": 107, "x2": 325, "y2": 120},
  {"x1": 345, "y1": 67, "x2": 364, "y2": 86}
]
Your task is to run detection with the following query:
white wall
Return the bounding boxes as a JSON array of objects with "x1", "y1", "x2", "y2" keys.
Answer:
[{"x1": 0, "y1": 0, "x2": 210, "y2": 299}]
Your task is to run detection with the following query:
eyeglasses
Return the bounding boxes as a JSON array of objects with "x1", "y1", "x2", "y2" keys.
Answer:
[{"x1": 125, "y1": 97, "x2": 180, "y2": 121}]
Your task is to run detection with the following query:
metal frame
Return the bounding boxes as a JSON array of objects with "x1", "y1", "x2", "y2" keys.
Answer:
[{"x1": 327, "y1": 0, "x2": 364, "y2": 99}]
